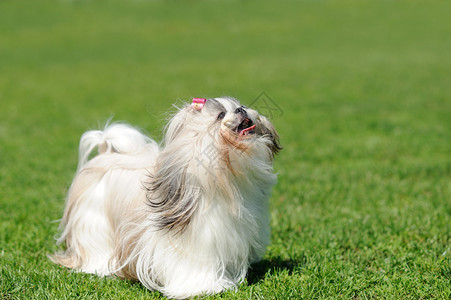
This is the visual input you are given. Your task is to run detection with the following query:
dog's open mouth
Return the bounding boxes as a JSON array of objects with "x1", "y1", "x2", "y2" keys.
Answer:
[{"x1": 234, "y1": 118, "x2": 256, "y2": 136}]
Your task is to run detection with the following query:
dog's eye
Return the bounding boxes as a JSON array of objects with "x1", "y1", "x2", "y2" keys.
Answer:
[{"x1": 217, "y1": 112, "x2": 226, "y2": 120}]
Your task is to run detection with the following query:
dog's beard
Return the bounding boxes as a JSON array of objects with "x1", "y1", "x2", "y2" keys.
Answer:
[{"x1": 50, "y1": 97, "x2": 280, "y2": 299}]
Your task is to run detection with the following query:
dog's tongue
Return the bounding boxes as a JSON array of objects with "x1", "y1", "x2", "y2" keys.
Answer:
[{"x1": 239, "y1": 124, "x2": 256, "y2": 136}]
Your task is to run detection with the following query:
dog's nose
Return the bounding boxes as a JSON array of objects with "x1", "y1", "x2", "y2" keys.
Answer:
[{"x1": 235, "y1": 106, "x2": 247, "y2": 116}]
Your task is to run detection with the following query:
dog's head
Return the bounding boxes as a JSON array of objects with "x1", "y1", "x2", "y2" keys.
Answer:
[{"x1": 164, "y1": 97, "x2": 281, "y2": 164}]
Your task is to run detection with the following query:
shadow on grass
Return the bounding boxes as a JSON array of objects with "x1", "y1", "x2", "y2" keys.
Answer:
[{"x1": 247, "y1": 257, "x2": 302, "y2": 284}]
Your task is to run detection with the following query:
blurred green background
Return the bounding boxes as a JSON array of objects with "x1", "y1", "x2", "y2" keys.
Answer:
[{"x1": 0, "y1": 0, "x2": 449, "y2": 298}]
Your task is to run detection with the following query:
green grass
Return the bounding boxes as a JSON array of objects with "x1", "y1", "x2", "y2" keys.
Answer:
[{"x1": 1, "y1": 0, "x2": 450, "y2": 298}]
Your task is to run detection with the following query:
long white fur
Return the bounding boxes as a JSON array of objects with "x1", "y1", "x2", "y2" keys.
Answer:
[{"x1": 51, "y1": 97, "x2": 279, "y2": 299}]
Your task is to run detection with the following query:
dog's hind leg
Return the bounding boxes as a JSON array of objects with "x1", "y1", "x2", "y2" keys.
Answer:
[{"x1": 50, "y1": 169, "x2": 114, "y2": 276}]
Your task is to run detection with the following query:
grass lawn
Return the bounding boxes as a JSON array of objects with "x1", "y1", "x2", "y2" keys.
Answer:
[{"x1": 0, "y1": 0, "x2": 450, "y2": 298}]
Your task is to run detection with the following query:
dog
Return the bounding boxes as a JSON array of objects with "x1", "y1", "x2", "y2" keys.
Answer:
[{"x1": 50, "y1": 97, "x2": 281, "y2": 298}]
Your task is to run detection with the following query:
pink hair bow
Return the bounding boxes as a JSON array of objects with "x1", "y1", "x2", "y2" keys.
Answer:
[{"x1": 191, "y1": 98, "x2": 207, "y2": 110}]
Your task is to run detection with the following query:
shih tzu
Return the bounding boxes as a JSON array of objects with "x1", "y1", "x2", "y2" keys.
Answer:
[{"x1": 50, "y1": 97, "x2": 281, "y2": 298}]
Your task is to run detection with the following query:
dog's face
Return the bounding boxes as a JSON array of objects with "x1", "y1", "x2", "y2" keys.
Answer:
[{"x1": 164, "y1": 97, "x2": 281, "y2": 162}]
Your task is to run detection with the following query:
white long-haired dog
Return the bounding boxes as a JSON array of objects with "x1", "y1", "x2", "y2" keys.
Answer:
[{"x1": 51, "y1": 97, "x2": 281, "y2": 298}]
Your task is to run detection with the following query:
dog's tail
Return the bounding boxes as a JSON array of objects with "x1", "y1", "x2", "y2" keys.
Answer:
[{"x1": 77, "y1": 123, "x2": 158, "y2": 171}]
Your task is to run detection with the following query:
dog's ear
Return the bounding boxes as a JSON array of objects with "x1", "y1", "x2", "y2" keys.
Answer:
[
  {"x1": 145, "y1": 150, "x2": 201, "y2": 234},
  {"x1": 163, "y1": 105, "x2": 192, "y2": 145}
]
